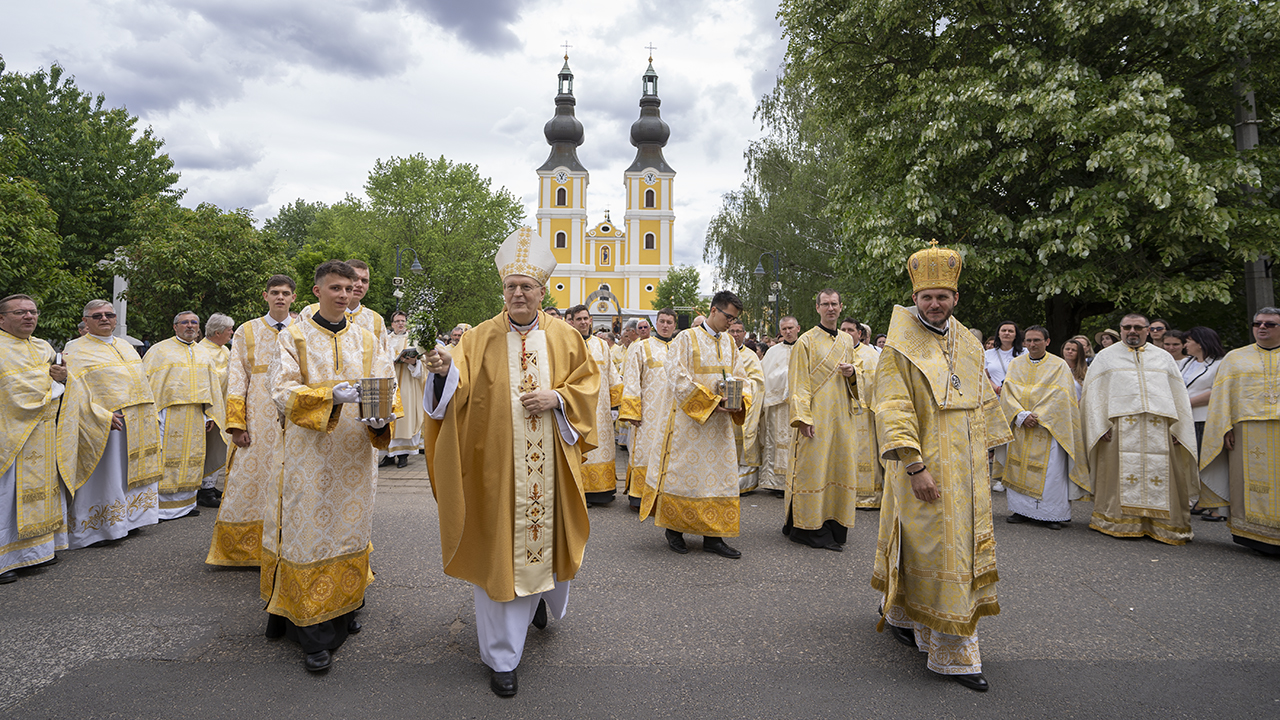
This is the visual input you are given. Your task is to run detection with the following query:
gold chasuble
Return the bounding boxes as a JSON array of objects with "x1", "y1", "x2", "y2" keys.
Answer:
[
  {"x1": 735, "y1": 347, "x2": 766, "y2": 485},
  {"x1": 581, "y1": 335, "x2": 623, "y2": 494},
  {"x1": 1081, "y1": 343, "x2": 1197, "y2": 545},
  {"x1": 1199, "y1": 344, "x2": 1280, "y2": 549},
  {"x1": 641, "y1": 326, "x2": 753, "y2": 537},
  {"x1": 58, "y1": 336, "x2": 163, "y2": 495},
  {"x1": 619, "y1": 336, "x2": 671, "y2": 499},
  {"x1": 261, "y1": 317, "x2": 392, "y2": 626},
  {"x1": 871, "y1": 306, "x2": 1010, "y2": 637},
  {"x1": 998, "y1": 354, "x2": 1090, "y2": 500},
  {"x1": 0, "y1": 331, "x2": 64, "y2": 540},
  {"x1": 787, "y1": 328, "x2": 881, "y2": 524},
  {"x1": 142, "y1": 337, "x2": 227, "y2": 503},
  {"x1": 207, "y1": 317, "x2": 286, "y2": 566},
  {"x1": 425, "y1": 310, "x2": 598, "y2": 602}
]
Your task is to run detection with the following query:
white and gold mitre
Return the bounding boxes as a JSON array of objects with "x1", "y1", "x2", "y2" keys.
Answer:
[
  {"x1": 495, "y1": 225, "x2": 557, "y2": 286},
  {"x1": 908, "y1": 239, "x2": 963, "y2": 292}
]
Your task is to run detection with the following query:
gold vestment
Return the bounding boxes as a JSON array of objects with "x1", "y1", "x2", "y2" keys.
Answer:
[
  {"x1": 999, "y1": 353, "x2": 1090, "y2": 500},
  {"x1": 142, "y1": 337, "x2": 227, "y2": 503},
  {"x1": 581, "y1": 335, "x2": 623, "y2": 493},
  {"x1": 0, "y1": 331, "x2": 64, "y2": 540},
  {"x1": 619, "y1": 336, "x2": 671, "y2": 498}
]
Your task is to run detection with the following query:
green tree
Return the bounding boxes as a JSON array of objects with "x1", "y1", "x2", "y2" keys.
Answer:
[
  {"x1": 0, "y1": 59, "x2": 182, "y2": 289},
  {"x1": 778, "y1": 0, "x2": 1280, "y2": 342},
  {"x1": 651, "y1": 265, "x2": 705, "y2": 313},
  {"x1": 112, "y1": 199, "x2": 287, "y2": 340},
  {"x1": 264, "y1": 198, "x2": 328, "y2": 256}
]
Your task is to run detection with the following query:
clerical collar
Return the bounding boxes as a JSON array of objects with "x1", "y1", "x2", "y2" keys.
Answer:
[
  {"x1": 177, "y1": 337, "x2": 196, "y2": 345},
  {"x1": 1029, "y1": 353, "x2": 1047, "y2": 363},
  {"x1": 1259, "y1": 343, "x2": 1280, "y2": 351},
  {"x1": 699, "y1": 323, "x2": 719, "y2": 339},
  {"x1": 920, "y1": 318, "x2": 948, "y2": 336},
  {"x1": 783, "y1": 339, "x2": 796, "y2": 346},
  {"x1": 509, "y1": 315, "x2": 539, "y2": 333},
  {"x1": 347, "y1": 303, "x2": 362, "y2": 314},
  {"x1": 816, "y1": 323, "x2": 837, "y2": 337},
  {"x1": 654, "y1": 333, "x2": 672, "y2": 344},
  {"x1": 312, "y1": 313, "x2": 346, "y2": 333}
]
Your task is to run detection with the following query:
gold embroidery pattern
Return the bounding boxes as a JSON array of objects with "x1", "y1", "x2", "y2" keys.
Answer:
[
  {"x1": 266, "y1": 546, "x2": 370, "y2": 626},
  {"x1": 206, "y1": 520, "x2": 264, "y2": 566},
  {"x1": 78, "y1": 488, "x2": 158, "y2": 532},
  {"x1": 655, "y1": 494, "x2": 740, "y2": 536},
  {"x1": 581, "y1": 461, "x2": 619, "y2": 493}
]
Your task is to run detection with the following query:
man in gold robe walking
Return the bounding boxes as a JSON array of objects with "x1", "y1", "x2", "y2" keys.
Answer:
[
  {"x1": 424, "y1": 226, "x2": 598, "y2": 697},
  {"x1": 568, "y1": 304, "x2": 622, "y2": 506},
  {"x1": 620, "y1": 308, "x2": 677, "y2": 510},
  {"x1": 872, "y1": 241, "x2": 1010, "y2": 692}
]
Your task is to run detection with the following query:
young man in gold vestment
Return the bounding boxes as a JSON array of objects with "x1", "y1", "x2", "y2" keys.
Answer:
[
  {"x1": 620, "y1": 307, "x2": 678, "y2": 510},
  {"x1": 0, "y1": 294, "x2": 67, "y2": 583},
  {"x1": 872, "y1": 242, "x2": 1011, "y2": 692},
  {"x1": 262, "y1": 261, "x2": 395, "y2": 673},
  {"x1": 728, "y1": 318, "x2": 765, "y2": 494},
  {"x1": 206, "y1": 275, "x2": 296, "y2": 567},
  {"x1": 424, "y1": 226, "x2": 599, "y2": 697},
  {"x1": 641, "y1": 290, "x2": 753, "y2": 560},
  {"x1": 759, "y1": 316, "x2": 800, "y2": 496},
  {"x1": 568, "y1": 304, "x2": 622, "y2": 506},
  {"x1": 1189, "y1": 307, "x2": 1280, "y2": 554}
]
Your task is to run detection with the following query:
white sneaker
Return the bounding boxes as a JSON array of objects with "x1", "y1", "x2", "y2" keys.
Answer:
[{"x1": 992, "y1": 482, "x2": 1005, "y2": 492}]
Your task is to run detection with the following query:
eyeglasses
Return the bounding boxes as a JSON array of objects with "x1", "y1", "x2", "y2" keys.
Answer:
[
  {"x1": 1119, "y1": 324, "x2": 1148, "y2": 331},
  {"x1": 503, "y1": 282, "x2": 539, "y2": 294},
  {"x1": 1254, "y1": 321, "x2": 1279, "y2": 329},
  {"x1": 818, "y1": 302, "x2": 841, "y2": 308},
  {"x1": 176, "y1": 320, "x2": 200, "y2": 326},
  {"x1": 714, "y1": 306, "x2": 739, "y2": 323},
  {"x1": 1149, "y1": 325, "x2": 1166, "y2": 331},
  {"x1": 86, "y1": 312, "x2": 117, "y2": 320},
  {"x1": 0, "y1": 309, "x2": 39, "y2": 318},
  {"x1": 637, "y1": 324, "x2": 650, "y2": 329}
]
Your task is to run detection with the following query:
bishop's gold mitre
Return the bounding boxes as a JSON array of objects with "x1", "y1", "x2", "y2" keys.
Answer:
[
  {"x1": 908, "y1": 240, "x2": 962, "y2": 293},
  {"x1": 494, "y1": 225, "x2": 557, "y2": 286}
]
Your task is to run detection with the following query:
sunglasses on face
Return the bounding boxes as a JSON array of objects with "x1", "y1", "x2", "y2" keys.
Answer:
[{"x1": 86, "y1": 312, "x2": 117, "y2": 320}]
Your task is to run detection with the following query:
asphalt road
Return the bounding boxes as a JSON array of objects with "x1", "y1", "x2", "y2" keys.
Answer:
[{"x1": 3, "y1": 453, "x2": 1277, "y2": 719}]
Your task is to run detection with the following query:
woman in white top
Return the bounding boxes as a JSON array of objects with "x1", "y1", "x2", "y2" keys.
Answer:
[
  {"x1": 1180, "y1": 326, "x2": 1227, "y2": 520},
  {"x1": 984, "y1": 320, "x2": 1025, "y2": 394},
  {"x1": 1060, "y1": 338, "x2": 1088, "y2": 399}
]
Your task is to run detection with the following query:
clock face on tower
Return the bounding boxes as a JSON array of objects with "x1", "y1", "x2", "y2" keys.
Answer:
[
  {"x1": 643, "y1": 172, "x2": 657, "y2": 185},
  {"x1": 555, "y1": 171, "x2": 568, "y2": 184}
]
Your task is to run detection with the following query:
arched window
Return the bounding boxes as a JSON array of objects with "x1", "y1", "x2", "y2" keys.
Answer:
[
  {"x1": 599, "y1": 283, "x2": 611, "y2": 292},
  {"x1": 600, "y1": 246, "x2": 610, "y2": 265},
  {"x1": 556, "y1": 187, "x2": 567, "y2": 206},
  {"x1": 555, "y1": 231, "x2": 566, "y2": 248},
  {"x1": 644, "y1": 189, "x2": 655, "y2": 208},
  {"x1": 644, "y1": 232, "x2": 655, "y2": 250}
]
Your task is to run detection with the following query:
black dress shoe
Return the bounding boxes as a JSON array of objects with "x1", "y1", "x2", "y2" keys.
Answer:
[
  {"x1": 490, "y1": 669, "x2": 518, "y2": 697},
  {"x1": 396, "y1": 454, "x2": 408, "y2": 468},
  {"x1": 888, "y1": 624, "x2": 916, "y2": 649},
  {"x1": 0, "y1": 570, "x2": 17, "y2": 584},
  {"x1": 1045, "y1": 521, "x2": 1065, "y2": 530},
  {"x1": 1006, "y1": 513, "x2": 1028, "y2": 524},
  {"x1": 665, "y1": 529, "x2": 689, "y2": 554},
  {"x1": 31, "y1": 555, "x2": 59, "y2": 568},
  {"x1": 347, "y1": 618, "x2": 362, "y2": 634},
  {"x1": 953, "y1": 673, "x2": 989, "y2": 692},
  {"x1": 196, "y1": 488, "x2": 221, "y2": 508},
  {"x1": 531, "y1": 598, "x2": 548, "y2": 629},
  {"x1": 304, "y1": 649, "x2": 331, "y2": 672},
  {"x1": 702, "y1": 538, "x2": 741, "y2": 559},
  {"x1": 378, "y1": 456, "x2": 396, "y2": 468}
]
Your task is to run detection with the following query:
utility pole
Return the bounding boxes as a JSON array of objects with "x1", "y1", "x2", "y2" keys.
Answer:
[{"x1": 1237, "y1": 63, "x2": 1274, "y2": 316}]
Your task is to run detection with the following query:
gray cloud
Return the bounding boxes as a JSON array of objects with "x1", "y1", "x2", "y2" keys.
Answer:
[
  {"x1": 396, "y1": 0, "x2": 526, "y2": 53},
  {"x1": 162, "y1": 122, "x2": 264, "y2": 171}
]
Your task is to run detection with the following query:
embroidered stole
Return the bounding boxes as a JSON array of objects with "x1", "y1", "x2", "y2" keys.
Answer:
[{"x1": 508, "y1": 329, "x2": 556, "y2": 597}]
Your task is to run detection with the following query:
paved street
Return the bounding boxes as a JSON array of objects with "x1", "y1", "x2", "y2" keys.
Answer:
[{"x1": 3, "y1": 452, "x2": 1278, "y2": 719}]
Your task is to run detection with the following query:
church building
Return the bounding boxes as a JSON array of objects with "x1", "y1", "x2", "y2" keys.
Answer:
[{"x1": 535, "y1": 54, "x2": 675, "y2": 317}]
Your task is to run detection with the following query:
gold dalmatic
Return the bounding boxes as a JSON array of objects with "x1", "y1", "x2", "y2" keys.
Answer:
[
  {"x1": 0, "y1": 332, "x2": 63, "y2": 539},
  {"x1": 508, "y1": 329, "x2": 556, "y2": 597}
]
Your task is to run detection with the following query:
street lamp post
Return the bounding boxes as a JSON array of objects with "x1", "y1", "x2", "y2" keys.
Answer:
[
  {"x1": 394, "y1": 246, "x2": 425, "y2": 310},
  {"x1": 753, "y1": 252, "x2": 780, "y2": 338}
]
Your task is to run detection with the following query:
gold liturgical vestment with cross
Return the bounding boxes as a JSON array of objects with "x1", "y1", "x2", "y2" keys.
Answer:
[
  {"x1": 619, "y1": 336, "x2": 672, "y2": 499},
  {"x1": 998, "y1": 353, "x2": 1090, "y2": 500},
  {"x1": 142, "y1": 337, "x2": 227, "y2": 505},
  {"x1": 871, "y1": 306, "x2": 1009, "y2": 637},
  {"x1": 787, "y1": 327, "x2": 881, "y2": 528},
  {"x1": 261, "y1": 317, "x2": 393, "y2": 626},
  {"x1": 207, "y1": 317, "x2": 286, "y2": 566},
  {"x1": 0, "y1": 331, "x2": 64, "y2": 542},
  {"x1": 581, "y1": 335, "x2": 623, "y2": 493},
  {"x1": 641, "y1": 325, "x2": 753, "y2": 537},
  {"x1": 1081, "y1": 343, "x2": 1197, "y2": 545},
  {"x1": 424, "y1": 311, "x2": 598, "y2": 602},
  {"x1": 1198, "y1": 343, "x2": 1280, "y2": 549}
]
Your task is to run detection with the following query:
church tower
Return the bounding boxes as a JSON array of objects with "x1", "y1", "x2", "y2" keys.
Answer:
[
  {"x1": 537, "y1": 54, "x2": 589, "y2": 308},
  {"x1": 621, "y1": 57, "x2": 674, "y2": 313}
]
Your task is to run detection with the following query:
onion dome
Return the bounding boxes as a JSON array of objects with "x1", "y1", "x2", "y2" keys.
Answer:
[
  {"x1": 539, "y1": 55, "x2": 586, "y2": 173},
  {"x1": 627, "y1": 59, "x2": 673, "y2": 173}
]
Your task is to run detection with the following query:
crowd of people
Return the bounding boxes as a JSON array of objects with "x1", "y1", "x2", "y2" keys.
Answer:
[{"x1": 3, "y1": 231, "x2": 1278, "y2": 699}]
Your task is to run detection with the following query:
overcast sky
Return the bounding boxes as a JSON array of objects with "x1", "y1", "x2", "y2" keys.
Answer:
[{"x1": 2, "y1": 0, "x2": 788, "y2": 290}]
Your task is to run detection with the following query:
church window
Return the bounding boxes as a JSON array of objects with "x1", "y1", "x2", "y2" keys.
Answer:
[
  {"x1": 644, "y1": 189, "x2": 655, "y2": 208},
  {"x1": 599, "y1": 283, "x2": 610, "y2": 292},
  {"x1": 601, "y1": 246, "x2": 610, "y2": 265},
  {"x1": 555, "y1": 283, "x2": 565, "y2": 291},
  {"x1": 645, "y1": 284, "x2": 655, "y2": 292},
  {"x1": 644, "y1": 232, "x2": 655, "y2": 250},
  {"x1": 556, "y1": 187, "x2": 567, "y2": 206},
  {"x1": 555, "y1": 231, "x2": 566, "y2": 248}
]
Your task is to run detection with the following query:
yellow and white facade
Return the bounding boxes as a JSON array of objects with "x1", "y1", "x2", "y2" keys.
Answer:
[{"x1": 536, "y1": 56, "x2": 674, "y2": 316}]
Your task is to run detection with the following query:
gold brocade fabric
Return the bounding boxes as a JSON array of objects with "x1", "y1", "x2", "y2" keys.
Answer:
[
  {"x1": 735, "y1": 348, "x2": 765, "y2": 468},
  {"x1": 787, "y1": 328, "x2": 879, "y2": 527},
  {"x1": 870, "y1": 306, "x2": 1008, "y2": 638},
  {"x1": 260, "y1": 317, "x2": 391, "y2": 625},
  {"x1": 143, "y1": 337, "x2": 227, "y2": 495},
  {"x1": 388, "y1": 333, "x2": 427, "y2": 446},
  {"x1": 620, "y1": 337, "x2": 671, "y2": 498},
  {"x1": 1200, "y1": 345, "x2": 1279, "y2": 473},
  {"x1": 0, "y1": 331, "x2": 64, "y2": 538},
  {"x1": 207, "y1": 318, "x2": 285, "y2": 567},
  {"x1": 999, "y1": 354, "x2": 1090, "y2": 500},
  {"x1": 507, "y1": 328, "x2": 557, "y2": 596},
  {"x1": 1225, "y1": 420, "x2": 1280, "y2": 544},
  {"x1": 1081, "y1": 343, "x2": 1197, "y2": 529},
  {"x1": 58, "y1": 336, "x2": 163, "y2": 494},
  {"x1": 424, "y1": 310, "x2": 598, "y2": 603},
  {"x1": 581, "y1": 335, "x2": 621, "y2": 493},
  {"x1": 641, "y1": 326, "x2": 753, "y2": 537},
  {"x1": 199, "y1": 338, "x2": 230, "y2": 392}
]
